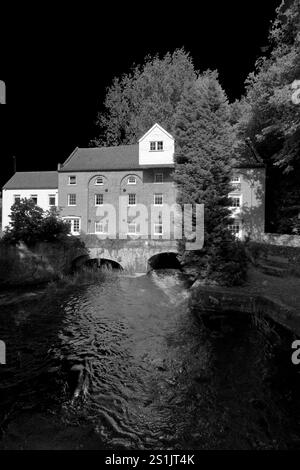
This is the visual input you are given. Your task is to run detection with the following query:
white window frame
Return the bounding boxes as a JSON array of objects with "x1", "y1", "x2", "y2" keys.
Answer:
[
  {"x1": 68, "y1": 175, "x2": 77, "y2": 185},
  {"x1": 154, "y1": 223, "x2": 163, "y2": 235},
  {"x1": 154, "y1": 173, "x2": 163, "y2": 184},
  {"x1": 154, "y1": 193, "x2": 163, "y2": 206},
  {"x1": 95, "y1": 193, "x2": 103, "y2": 206},
  {"x1": 68, "y1": 194, "x2": 77, "y2": 206},
  {"x1": 127, "y1": 176, "x2": 137, "y2": 185},
  {"x1": 228, "y1": 219, "x2": 241, "y2": 238},
  {"x1": 230, "y1": 175, "x2": 240, "y2": 183},
  {"x1": 95, "y1": 176, "x2": 104, "y2": 185},
  {"x1": 128, "y1": 193, "x2": 136, "y2": 206},
  {"x1": 30, "y1": 194, "x2": 38, "y2": 205},
  {"x1": 228, "y1": 195, "x2": 242, "y2": 208},
  {"x1": 48, "y1": 194, "x2": 56, "y2": 206},
  {"x1": 63, "y1": 217, "x2": 81, "y2": 235},
  {"x1": 150, "y1": 141, "x2": 163, "y2": 151},
  {"x1": 127, "y1": 223, "x2": 137, "y2": 235},
  {"x1": 13, "y1": 194, "x2": 21, "y2": 203},
  {"x1": 95, "y1": 221, "x2": 107, "y2": 234}
]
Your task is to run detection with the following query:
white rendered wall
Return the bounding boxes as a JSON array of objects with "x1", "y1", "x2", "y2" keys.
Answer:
[
  {"x1": 2, "y1": 189, "x2": 58, "y2": 230},
  {"x1": 139, "y1": 124, "x2": 174, "y2": 165}
]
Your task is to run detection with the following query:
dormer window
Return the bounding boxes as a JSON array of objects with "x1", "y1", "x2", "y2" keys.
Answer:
[
  {"x1": 150, "y1": 141, "x2": 163, "y2": 151},
  {"x1": 127, "y1": 176, "x2": 136, "y2": 185},
  {"x1": 68, "y1": 176, "x2": 76, "y2": 185},
  {"x1": 95, "y1": 176, "x2": 104, "y2": 185}
]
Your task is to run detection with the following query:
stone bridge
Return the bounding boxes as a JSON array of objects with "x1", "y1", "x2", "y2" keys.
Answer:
[{"x1": 73, "y1": 239, "x2": 179, "y2": 273}]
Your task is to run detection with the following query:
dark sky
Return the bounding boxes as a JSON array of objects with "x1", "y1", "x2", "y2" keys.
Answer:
[{"x1": 0, "y1": 1, "x2": 281, "y2": 187}]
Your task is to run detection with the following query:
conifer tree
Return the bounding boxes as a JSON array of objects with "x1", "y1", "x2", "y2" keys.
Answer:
[{"x1": 174, "y1": 71, "x2": 246, "y2": 285}]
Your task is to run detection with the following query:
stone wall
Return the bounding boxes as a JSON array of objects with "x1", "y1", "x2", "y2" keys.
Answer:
[
  {"x1": 254, "y1": 233, "x2": 300, "y2": 248},
  {"x1": 86, "y1": 238, "x2": 179, "y2": 273},
  {"x1": 190, "y1": 283, "x2": 300, "y2": 337},
  {"x1": 0, "y1": 241, "x2": 87, "y2": 288}
]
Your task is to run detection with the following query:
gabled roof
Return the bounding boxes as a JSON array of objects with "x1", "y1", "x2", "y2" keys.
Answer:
[
  {"x1": 138, "y1": 123, "x2": 174, "y2": 142},
  {"x1": 60, "y1": 145, "x2": 140, "y2": 172},
  {"x1": 3, "y1": 171, "x2": 58, "y2": 189}
]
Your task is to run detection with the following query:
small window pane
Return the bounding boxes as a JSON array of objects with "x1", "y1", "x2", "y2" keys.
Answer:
[
  {"x1": 95, "y1": 194, "x2": 103, "y2": 206},
  {"x1": 69, "y1": 176, "x2": 76, "y2": 185},
  {"x1": 154, "y1": 173, "x2": 163, "y2": 183},
  {"x1": 150, "y1": 141, "x2": 156, "y2": 151},
  {"x1": 68, "y1": 194, "x2": 76, "y2": 206},
  {"x1": 49, "y1": 195, "x2": 56, "y2": 206},
  {"x1": 228, "y1": 221, "x2": 240, "y2": 236},
  {"x1": 73, "y1": 219, "x2": 80, "y2": 233},
  {"x1": 128, "y1": 194, "x2": 136, "y2": 205},
  {"x1": 229, "y1": 197, "x2": 240, "y2": 207},
  {"x1": 231, "y1": 176, "x2": 240, "y2": 183},
  {"x1": 95, "y1": 177, "x2": 104, "y2": 185},
  {"x1": 154, "y1": 223, "x2": 163, "y2": 234},
  {"x1": 128, "y1": 223, "x2": 136, "y2": 234},
  {"x1": 14, "y1": 195, "x2": 21, "y2": 203},
  {"x1": 154, "y1": 194, "x2": 163, "y2": 205},
  {"x1": 30, "y1": 195, "x2": 38, "y2": 205},
  {"x1": 95, "y1": 221, "x2": 107, "y2": 233},
  {"x1": 157, "y1": 141, "x2": 163, "y2": 150},
  {"x1": 128, "y1": 176, "x2": 136, "y2": 185}
]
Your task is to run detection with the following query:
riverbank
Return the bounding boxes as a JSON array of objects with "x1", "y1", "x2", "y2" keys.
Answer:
[
  {"x1": 0, "y1": 267, "x2": 117, "y2": 307},
  {"x1": 190, "y1": 265, "x2": 300, "y2": 336}
]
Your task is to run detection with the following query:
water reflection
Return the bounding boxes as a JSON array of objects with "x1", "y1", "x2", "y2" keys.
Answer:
[{"x1": 0, "y1": 270, "x2": 299, "y2": 449}]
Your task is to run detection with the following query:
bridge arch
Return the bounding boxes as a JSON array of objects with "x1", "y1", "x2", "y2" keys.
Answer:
[
  {"x1": 72, "y1": 254, "x2": 124, "y2": 271},
  {"x1": 147, "y1": 251, "x2": 181, "y2": 271}
]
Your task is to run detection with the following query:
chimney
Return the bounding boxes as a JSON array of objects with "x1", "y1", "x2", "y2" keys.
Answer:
[{"x1": 12, "y1": 155, "x2": 16, "y2": 173}]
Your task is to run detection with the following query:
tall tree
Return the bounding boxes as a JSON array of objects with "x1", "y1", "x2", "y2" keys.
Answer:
[
  {"x1": 174, "y1": 71, "x2": 246, "y2": 285},
  {"x1": 91, "y1": 49, "x2": 197, "y2": 146},
  {"x1": 238, "y1": 0, "x2": 300, "y2": 233}
]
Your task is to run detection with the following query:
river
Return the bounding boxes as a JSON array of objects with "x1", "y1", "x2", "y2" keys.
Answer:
[{"x1": 0, "y1": 270, "x2": 300, "y2": 450}]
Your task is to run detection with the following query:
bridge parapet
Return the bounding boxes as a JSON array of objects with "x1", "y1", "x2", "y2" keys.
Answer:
[{"x1": 87, "y1": 239, "x2": 178, "y2": 273}]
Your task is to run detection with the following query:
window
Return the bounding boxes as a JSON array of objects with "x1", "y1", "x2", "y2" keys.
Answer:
[
  {"x1": 95, "y1": 221, "x2": 107, "y2": 233},
  {"x1": 13, "y1": 194, "x2": 21, "y2": 204},
  {"x1": 64, "y1": 217, "x2": 80, "y2": 234},
  {"x1": 231, "y1": 175, "x2": 240, "y2": 183},
  {"x1": 154, "y1": 194, "x2": 163, "y2": 206},
  {"x1": 154, "y1": 173, "x2": 163, "y2": 183},
  {"x1": 30, "y1": 195, "x2": 38, "y2": 205},
  {"x1": 150, "y1": 141, "x2": 163, "y2": 151},
  {"x1": 68, "y1": 194, "x2": 76, "y2": 206},
  {"x1": 154, "y1": 223, "x2": 163, "y2": 235},
  {"x1": 127, "y1": 176, "x2": 136, "y2": 185},
  {"x1": 73, "y1": 219, "x2": 80, "y2": 233},
  {"x1": 228, "y1": 221, "x2": 240, "y2": 237},
  {"x1": 49, "y1": 194, "x2": 56, "y2": 206},
  {"x1": 128, "y1": 223, "x2": 137, "y2": 234},
  {"x1": 229, "y1": 196, "x2": 241, "y2": 208},
  {"x1": 68, "y1": 176, "x2": 76, "y2": 185},
  {"x1": 128, "y1": 194, "x2": 136, "y2": 206},
  {"x1": 95, "y1": 176, "x2": 104, "y2": 185},
  {"x1": 95, "y1": 194, "x2": 103, "y2": 206}
]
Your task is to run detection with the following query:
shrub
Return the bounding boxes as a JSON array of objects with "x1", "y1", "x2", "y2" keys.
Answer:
[{"x1": 1, "y1": 200, "x2": 71, "y2": 245}]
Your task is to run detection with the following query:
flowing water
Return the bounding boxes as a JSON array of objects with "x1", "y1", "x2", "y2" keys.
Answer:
[{"x1": 0, "y1": 270, "x2": 300, "y2": 450}]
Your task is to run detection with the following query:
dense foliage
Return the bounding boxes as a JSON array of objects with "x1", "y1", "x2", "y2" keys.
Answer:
[
  {"x1": 1, "y1": 199, "x2": 71, "y2": 245},
  {"x1": 174, "y1": 71, "x2": 247, "y2": 285},
  {"x1": 91, "y1": 49, "x2": 196, "y2": 146},
  {"x1": 235, "y1": 0, "x2": 300, "y2": 233}
]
